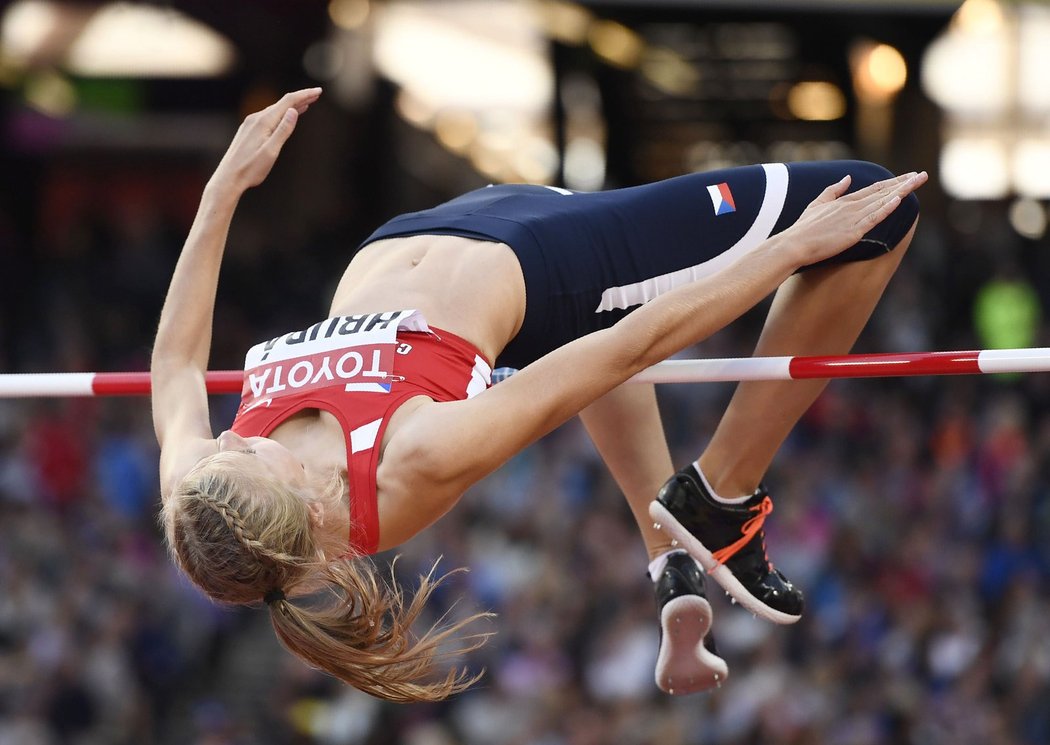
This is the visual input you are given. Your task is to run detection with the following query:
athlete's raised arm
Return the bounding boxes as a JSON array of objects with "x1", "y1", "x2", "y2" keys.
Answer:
[{"x1": 151, "y1": 88, "x2": 322, "y2": 496}]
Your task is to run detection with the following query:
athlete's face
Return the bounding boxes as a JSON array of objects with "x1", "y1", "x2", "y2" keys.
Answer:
[{"x1": 216, "y1": 430, "x2": 307, "y2": 488}]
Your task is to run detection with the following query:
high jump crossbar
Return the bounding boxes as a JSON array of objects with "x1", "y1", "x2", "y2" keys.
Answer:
[{"x1": 1, "y1": 348, "x2": 1048, "y2": 398}]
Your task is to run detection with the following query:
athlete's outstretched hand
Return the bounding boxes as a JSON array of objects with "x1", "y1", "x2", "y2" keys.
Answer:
[
  {"x1": 210, "y1": 87, "x2": 322, "y2": 194},
  {"x1": 785, "y1": 170, "x2": 927, "y2": 267}
]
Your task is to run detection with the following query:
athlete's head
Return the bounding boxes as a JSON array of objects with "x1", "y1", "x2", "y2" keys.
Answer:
[
  {"x1": 163, "y1": 449, "x2": 326, "y2": 603},
  {"x1": 163, "y1": 447, "x2": 490, "y2": 702}
]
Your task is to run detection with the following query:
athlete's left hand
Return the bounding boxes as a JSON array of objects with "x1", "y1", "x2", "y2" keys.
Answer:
[{"x1": 785, "y1": 170, "x2": 927, "y2": 267}]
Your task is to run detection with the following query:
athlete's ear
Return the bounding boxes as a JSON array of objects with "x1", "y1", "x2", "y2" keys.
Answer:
[{"x1": 307, "y1": 500, "x2": 324, "y2": 529}]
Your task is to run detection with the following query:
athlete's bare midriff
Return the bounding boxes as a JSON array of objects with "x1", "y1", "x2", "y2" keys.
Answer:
[{"x1": 329, "y1": 235, "x2": 527, "y2": 365}]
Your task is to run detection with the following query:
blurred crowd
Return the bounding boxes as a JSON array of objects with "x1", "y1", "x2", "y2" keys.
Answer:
[{"x1": 2, "y1": 178, "x2": 1050, "y2": 745}]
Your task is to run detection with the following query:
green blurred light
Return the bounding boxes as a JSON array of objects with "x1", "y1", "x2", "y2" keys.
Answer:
[
  {"x1": 73, "y1": 77, "x2": 144, "y2": 114},
  {"x1": 974, "y1": 277, "x2": 1042, "y2": 351}
]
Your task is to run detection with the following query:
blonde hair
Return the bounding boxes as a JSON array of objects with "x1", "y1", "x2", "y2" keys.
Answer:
[{"x1": 163, "y1": 452, "x2": 491, "y2": 702}]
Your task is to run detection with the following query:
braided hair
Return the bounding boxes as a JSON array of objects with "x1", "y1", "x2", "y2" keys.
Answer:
[
  {"x1": 163, "y1": 451, "x2": 491, "y2": 702},
  {"x1": 165, "y1": 453, "x2": 312, "y2": 604}
]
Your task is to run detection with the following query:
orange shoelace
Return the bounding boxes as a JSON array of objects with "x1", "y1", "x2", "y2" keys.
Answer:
[{"x1": 709, "y1": 495, "x2": 774, "y2": 571}]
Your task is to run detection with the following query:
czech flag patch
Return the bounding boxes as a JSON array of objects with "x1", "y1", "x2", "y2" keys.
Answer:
[{"x1": 707, "y1": 182, "x2": 736, "y2": 216}]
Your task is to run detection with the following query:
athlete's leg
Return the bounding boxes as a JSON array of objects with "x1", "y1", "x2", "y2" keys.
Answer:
[
  {"x1": 650, "y1": 160, "x2": 920, "y2": 625},
  {"x1": 580, "y1": 383, "x2": 673, "y2": 560},
  {"x1": 698, "y1": 221, "x2": 916, "y2": 495},
  {"x1": 581, "y1": 384, "x2": 728, "y2": 695}
]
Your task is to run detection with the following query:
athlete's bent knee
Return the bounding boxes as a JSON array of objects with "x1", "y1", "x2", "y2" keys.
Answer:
[
  {"x1": 846, "y1": 160, "x2": 919, "y2": 250},
  {"x1": 798, "y1": 160, "x2": 918, "y2": 269}
]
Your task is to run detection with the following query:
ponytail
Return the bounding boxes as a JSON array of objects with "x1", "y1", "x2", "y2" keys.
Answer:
[{"x1": 268, "y1": 558, "x2": 492, "y2": 703}]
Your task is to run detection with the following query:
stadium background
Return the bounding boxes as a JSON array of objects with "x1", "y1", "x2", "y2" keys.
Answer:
[{"x1": 2, "y1": 1, "x2": 1050, "y2": 743}]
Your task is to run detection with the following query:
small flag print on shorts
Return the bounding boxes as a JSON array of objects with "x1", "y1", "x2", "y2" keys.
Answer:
[{"x1": 707, "y1": 182, "x2": 736, "y2": 215}]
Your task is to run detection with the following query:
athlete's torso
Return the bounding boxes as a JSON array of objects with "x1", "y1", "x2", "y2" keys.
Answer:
[
  {"x1": 229, "y1": 310, "x2": 491, "y2": 554},
  {"x1": 330, "y1": 234, "x2": 526, "y2": 366}
]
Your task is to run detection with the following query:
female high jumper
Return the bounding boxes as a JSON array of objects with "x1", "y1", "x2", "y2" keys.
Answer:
[{"x1": 152, "y1": 88, "x2": 924, "y2": 701}]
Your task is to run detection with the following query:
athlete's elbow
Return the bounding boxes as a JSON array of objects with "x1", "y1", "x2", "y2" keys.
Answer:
[{"x1": 605, "y1": 319, "x2": 670, "y2": 376}]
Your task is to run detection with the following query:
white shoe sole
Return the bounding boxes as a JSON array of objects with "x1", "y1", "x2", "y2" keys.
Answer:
[
  {"x1": 650, "y1": 500, "x2": 801, "y2": 625},
  {"x1": 655, "y1": 594, "x2": 728, "y2": 695}
]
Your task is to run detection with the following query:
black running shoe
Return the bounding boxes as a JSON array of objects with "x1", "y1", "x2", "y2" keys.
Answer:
[
  {"x1": 649, "y1": 464, "x2": 804, "y2": 625},
  {"x1": 652, "y1": 551, "x2": 728, "y2": 695}
]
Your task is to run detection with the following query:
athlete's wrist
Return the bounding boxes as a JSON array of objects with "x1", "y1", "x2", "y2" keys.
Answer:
[
  {"x1": 758, "y1": 232, "x2": 807, "y2": 276},
  {"x1": 201, "y1": 176, "x2": 245, "y2": 212}
]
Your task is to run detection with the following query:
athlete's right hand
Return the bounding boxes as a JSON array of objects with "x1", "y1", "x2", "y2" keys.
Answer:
[
  {"x1": 209, "y1": 88, "x2": 323, "y2": 194},
  {"x1": 784, "y1": 170, "x2": 927, "y2": 268}
]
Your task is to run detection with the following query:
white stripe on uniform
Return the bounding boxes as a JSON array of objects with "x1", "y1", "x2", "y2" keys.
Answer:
[{"x1": 594, "y1": 163, "x2": 790, "y2": 314}]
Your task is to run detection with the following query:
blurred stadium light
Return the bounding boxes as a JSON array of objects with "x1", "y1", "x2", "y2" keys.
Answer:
[
  {"x1": 372, "y1": 1, "x2": 555, "y2": 183},
  {"x1": 923, "y1": 0, "x2": 1050, "y2": 201},
  {"x1": 1, "y1": 1, "x2": 236, "y2": 77}
]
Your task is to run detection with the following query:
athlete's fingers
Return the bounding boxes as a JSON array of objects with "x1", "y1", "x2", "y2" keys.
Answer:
[
  {"x1": 841, "y1": 175, "x2": 922, "y2": 221},
  {"x1": 284, "y1": 87, "x2": 322, "y2": 115},
  {"x1": 838, "y1": 174, "x2": 899, "y2": 203},
  {"x1": 254, "y1": 88, "x2": 322, "y2": 128},
  {"x1": 270, "y1": 88, "x2": 322, "y2": 112},
  {"x1": 902, "y1": 170, "x2": 929, "y2": 193},
  {"x1": 267, "y1": 107, "x2": 300, "y2": 151},
  {"x1": 883, "y1": 170, "x2": 926, "y2": 204},
  {"x1": 857, "y1": 172, "x2": 924, "y2": 227},
  {"x1": 856, "y1": 193, "x2": 902, "y2": 231},
  {"x1": 884, "y1": 171, "x2": 925, "y2": 196},
  {"x1": 811, "y1": 174, "x2": 851, "y2": 205},
  {"x1": 842, "y1": 171, "x2": 922, "y2": 204}
]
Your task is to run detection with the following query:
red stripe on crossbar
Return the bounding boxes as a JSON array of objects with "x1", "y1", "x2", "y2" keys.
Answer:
[
  {"x1": 91, "y1": 371, "x2": 244, "y2": 396},
  {"x1": 788, "y1": 351, "x2": 982, "y2": 379}
]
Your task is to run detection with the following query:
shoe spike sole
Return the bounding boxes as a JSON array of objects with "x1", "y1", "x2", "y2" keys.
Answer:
[{"x1": 655, "y1": 594, "x2": 728, "y2": 696}]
